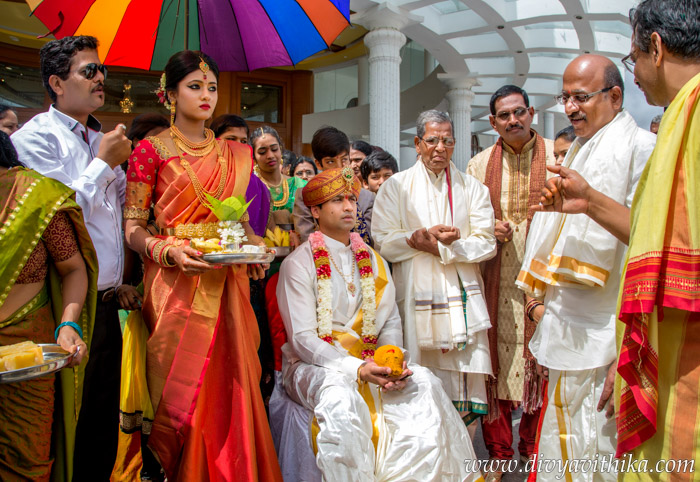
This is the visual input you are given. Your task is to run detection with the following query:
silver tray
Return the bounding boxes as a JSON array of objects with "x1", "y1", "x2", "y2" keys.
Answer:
[
  {"x1": 202, "y1": 251, "x2": 275, "y2": 265},
  {"x1": 270, "y1": 246, "x2": 292, "y2": 259},
  {"x1": 0, "y1": 344, "x2": 75, "y2": 384}
]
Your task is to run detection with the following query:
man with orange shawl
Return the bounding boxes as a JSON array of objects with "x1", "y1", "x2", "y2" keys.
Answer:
[
  {"x1": 534, "y1": 1, "x2": 700, "y2": 478},
  {"x1": 276, "y1": 167, "x2": 484, "y2": 481},
  {"x1": 467, "y1": 85, "x2": 555, "y2": 479}
]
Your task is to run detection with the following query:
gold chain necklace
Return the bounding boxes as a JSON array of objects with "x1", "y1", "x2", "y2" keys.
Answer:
[
  {"x1": 170, "y1": 126, "x2": 215, "y2": 152},
  {"x1": 327, "y1": 249, "x2": 357, "y2": 296},
  {"x1": 256, "y1": 169, "x2": 290, "y2": 208},
  {"x1": 174, "y1": 136, "x2": 215, "y2": 157},
  {"x1": 172, "y1": 133, "x2": 228, "y2": 206}
]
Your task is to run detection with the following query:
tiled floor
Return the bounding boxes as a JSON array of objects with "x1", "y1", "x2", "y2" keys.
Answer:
[{"x1": 472, "y1": 408, "x2": 529, "y2": 481}]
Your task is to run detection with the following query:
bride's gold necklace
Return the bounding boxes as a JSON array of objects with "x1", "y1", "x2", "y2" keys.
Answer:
[
  {"x1": 171, "y1": 125, "x2": 216, "y2": 157},
  {"x1": 170, "y1": 127, "x2": 227, "y2": 205}
]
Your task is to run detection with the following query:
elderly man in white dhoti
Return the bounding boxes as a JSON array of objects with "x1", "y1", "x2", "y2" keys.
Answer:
[
  {"x1": 372, "y1": 110, "x2": 497, "y2": 428},
  {"x1": 516, "y1": 55, "x2": 655, "y2": 481},
  {"x1": 277, "y1": 167, "x2": 484, "y2": 482}
]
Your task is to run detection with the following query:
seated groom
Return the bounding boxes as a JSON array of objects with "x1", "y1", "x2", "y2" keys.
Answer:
[{"x1": 277, "y1": 167, "x2": 483, "y2": 481}]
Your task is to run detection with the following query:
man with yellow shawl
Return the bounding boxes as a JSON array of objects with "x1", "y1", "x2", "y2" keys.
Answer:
[
  {"x1": 275, "y1": 167, "x2": 483, "y2": 481},
  {"x1": 534, "y1": 1, "x2": 700, "y2": 478},
  {"x1": 516, "y1": 54, "x2": 656, "y2": 480}
]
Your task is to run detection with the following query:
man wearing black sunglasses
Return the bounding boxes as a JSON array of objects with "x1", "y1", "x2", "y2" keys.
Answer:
[{"x1": 12, "y1": 35, "x2": 132, "y2": 481}]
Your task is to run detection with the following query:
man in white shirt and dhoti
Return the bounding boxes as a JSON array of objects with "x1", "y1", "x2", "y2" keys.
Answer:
[
  {"x1": 277, "y1": 167, "x2": 482, "y2": 481},
  {"x1": 516, "y1": 55, "x2": 655, "y2": 480},
  {"x1": 372, "y1": 110, "x2": 497, "y2": 427}
]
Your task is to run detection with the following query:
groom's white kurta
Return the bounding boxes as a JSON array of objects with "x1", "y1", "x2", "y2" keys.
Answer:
[
  {"x1": 277, "y1": 234, "x2": 482, "y2": 481},
  {"x1": 372, "y1": 161, "x2": 496, "y2": 413}
]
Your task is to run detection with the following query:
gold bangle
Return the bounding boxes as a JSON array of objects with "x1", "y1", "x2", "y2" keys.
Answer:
[
  {"x1": 145, "y1": 238, "x2": 160, "y2": 259},
  {"x1": 357, "y1": 362, "x2": 367, "y2": 383},
  {"x1": 151, "y1": 240, "x2": 167, "y2": 265},
  {"x1": 160, "y1": 244, "x2": 176, "y2": 268}
]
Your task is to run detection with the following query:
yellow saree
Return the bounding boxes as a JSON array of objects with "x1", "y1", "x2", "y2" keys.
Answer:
[{"x1": 616, "y1": 72, "x2": 700, "y2": 477}]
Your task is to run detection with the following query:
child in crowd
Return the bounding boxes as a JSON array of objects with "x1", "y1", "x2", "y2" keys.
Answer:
[
  {"x1": 553, "y1": 125, "x2": 575, "y2": 165},
  {"x1": 360, "y1": 150, "x2": 399, "y2": 193}
]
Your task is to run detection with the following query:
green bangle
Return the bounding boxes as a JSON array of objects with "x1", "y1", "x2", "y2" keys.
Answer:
[{"x1": 55, "y1": 321, "x2": 83, "y2": 342}]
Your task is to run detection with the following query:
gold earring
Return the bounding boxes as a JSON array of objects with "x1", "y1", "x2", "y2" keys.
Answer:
[{"x1": 170, "y1": 100, "x2": 176, "y2": 126}]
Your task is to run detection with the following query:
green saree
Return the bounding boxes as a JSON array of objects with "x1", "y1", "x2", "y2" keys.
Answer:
[{"x1": 0, "y1": 167, "x2": 97, "y2": 482}]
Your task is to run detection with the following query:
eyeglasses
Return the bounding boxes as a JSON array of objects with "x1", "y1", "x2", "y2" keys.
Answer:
[
  {"x1": 419, "y1": 136, "x2": 455, "y2": 148},
  {"x1": 494, "y1": 107, "x2": 529, "y2": 122},
  {"x1": 554, "y1": 86, "x2": 613, "y2": 106},
  {"x1": 621, "y1": 53, "x2": 635, "y2": 74},
  {"x1": 78, "y1": 63, "x2": 108, "y2": 80}
]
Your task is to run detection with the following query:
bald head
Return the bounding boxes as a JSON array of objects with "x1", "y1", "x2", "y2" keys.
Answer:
[
  {"x1": 561, "y1": 55, "x2": 624, "y2": 140},
  {"x1": 566, "y1": 55, "x2": 624, "y2": 101}
]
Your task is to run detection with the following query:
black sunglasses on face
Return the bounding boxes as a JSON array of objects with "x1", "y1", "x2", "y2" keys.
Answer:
[{"x1": 79, "y1": 63, "x2": 108, "y2": 80}]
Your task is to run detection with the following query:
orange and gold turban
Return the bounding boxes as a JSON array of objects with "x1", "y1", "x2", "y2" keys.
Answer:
[{"x1": 302, "y1": 167, "x2": 361, "y2": 207}]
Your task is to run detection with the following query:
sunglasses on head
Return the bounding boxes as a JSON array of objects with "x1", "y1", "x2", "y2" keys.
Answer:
[{"x1": 79, "y1": 63, "x2": 108, "y2": 80}]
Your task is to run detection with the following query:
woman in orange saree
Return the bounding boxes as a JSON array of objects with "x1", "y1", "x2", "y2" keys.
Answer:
[{"x1": 122, "y1": 51, "x2": 282, "y2": 482}]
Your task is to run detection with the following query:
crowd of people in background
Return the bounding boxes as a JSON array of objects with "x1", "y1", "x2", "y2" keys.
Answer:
[{"x1": 0, "y1": 0, "x2": 699, "y2": 481}]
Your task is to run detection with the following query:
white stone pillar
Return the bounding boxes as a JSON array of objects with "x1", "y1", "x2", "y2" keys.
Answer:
[
  {"x1": 357, "y1": 56, "x2": 369, "y2": 106},
  {"x1": 544, "y1": 111, "x2": 555, "y2": 139},
  {"x1": 438, "y1": 73, "x2": 480, "y2": 171},
  {"x1": 363, "y1": 28, "x2": 405, "y2": 157},
  {"x1": 353, "y1": 4, "x2": 421, "y2": 158}
]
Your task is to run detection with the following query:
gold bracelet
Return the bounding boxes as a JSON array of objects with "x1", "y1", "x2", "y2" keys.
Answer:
[
  {"x1": 357, "y1": 362, "x2": 367, "y2": 383},
  {"x1": 151, "y1": 240, "x2": 167, "y2": 265},
  {"x1": 160, "y1": 244, "x2": 176, "y2": 268},
  {"x1": 145, "y1": 238, "x2": 160, "y2": 259}
]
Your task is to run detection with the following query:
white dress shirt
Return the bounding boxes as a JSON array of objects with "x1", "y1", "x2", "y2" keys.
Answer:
[
  {"x1": 277, "y1": 234, "x2": 403, "y2": 379},
  {"x1": 12, "y1": 105, "x2": 125, "y2": 290}
]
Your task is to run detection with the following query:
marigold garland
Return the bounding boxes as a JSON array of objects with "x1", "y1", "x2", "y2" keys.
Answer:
[{"x1": 309, "y1": 231, "x2": 377, "y2": 358}]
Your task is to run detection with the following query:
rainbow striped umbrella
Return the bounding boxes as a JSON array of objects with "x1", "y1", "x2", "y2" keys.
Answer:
[{"x1": 25, "y1": 0, "x2": 350, "y2": 71}]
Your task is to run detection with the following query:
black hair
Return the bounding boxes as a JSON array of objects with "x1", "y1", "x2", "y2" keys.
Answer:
[
  {"x1": 0, "y1": 104, "x2": 17, "y2": 120},
  {"x1": 351, "y1": 139, "x2": 372, "y2": 156},
  {"x1": 0, "y1": 131, "x2": 22, "y2": 168},
  {"x1": 40, "y1": 36, "x2": 99, "y2": 102},
  {"x1": 282, "y1": 149, "x2": 297, "y2": 169},
  {"x1": 360, "y1": 151, "x2": 399, "y2": 182},
  {"x1": 630, "y1": 0, "x2": 700, "y2": 60},
  {"x1": 603, "y1": 63, "x2": 625, "y2": 103},
  {"x1": 555, "y1": 125, "x2": 576, "y2": 143},
  {"x1": 489, "y1": 85, "x2": 530, "y2": 115},
  {"x1": 164, "y1": 50, "x2": 220, "y2": 96},
  {"x1": 290, "y1": 155, "x2": 318, "y2": 176},
  {"x1": 249, "y1": 125, "x2": 283, "y2": 150},
  {"x1": 311, "y1": 126, "x2": 349, "y2": 161},
  {"x1": 126, "y1": 113, "x2": 169, "y2": 143},
  {"x1": 210, "y1": 114, "x2": 249, "y2": 138}
]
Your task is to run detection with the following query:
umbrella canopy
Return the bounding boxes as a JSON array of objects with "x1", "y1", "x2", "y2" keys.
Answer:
[{"x1": 25, "y1": 0, "x2": 351, "y2": 71}]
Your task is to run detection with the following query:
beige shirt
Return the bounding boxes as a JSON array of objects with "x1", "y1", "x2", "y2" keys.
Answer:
[{"x1": 467, "y1": 134, "x2": 555, "y2": 401}]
